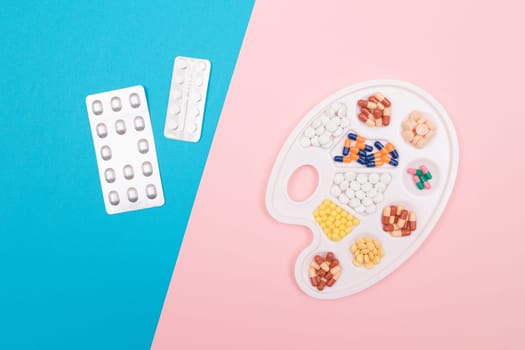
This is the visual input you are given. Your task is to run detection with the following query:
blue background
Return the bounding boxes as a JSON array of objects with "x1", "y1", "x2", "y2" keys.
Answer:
[{"x1": 0, "y1": 1, "x2": 254, "y2": 348}]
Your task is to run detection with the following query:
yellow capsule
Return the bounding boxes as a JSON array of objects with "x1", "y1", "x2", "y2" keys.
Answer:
[
  {"x1": 373, "y1": 256, "x2": 380, "y2": 264},
  {"x1": 364, "y1": 255, "x2": 370, "y2": 263},
  {"x1": 356, "y1": 254, "x2": 364, "y2": 263},
  {"x1": 353, "y1": 259, "x2": 361, "y2": 267},
  {"x1": 365, "y1": 262, "x2": 374, "y2": 269},
  {"x1": 351, "y1": 244, "x2": 357, "y2": 253}
]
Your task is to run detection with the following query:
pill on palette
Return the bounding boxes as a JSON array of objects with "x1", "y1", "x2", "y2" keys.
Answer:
[
  {"x1": 266, "y1": 79, "x2": 459, "y2": 299},
  {"x1": 164, "y1": 56, "x2": 211, "y2": 142},
  {"x1": 86, "y1": 85, "x2": 165, "y2": 214}
]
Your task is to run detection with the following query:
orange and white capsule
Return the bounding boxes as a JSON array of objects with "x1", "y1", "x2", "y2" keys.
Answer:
[
  {"x1": 358, "y1": 99, "x2": 377, "y2": 109},
  {"x1": 374, "y1": 93, "x2": 391, "y2": 107}
]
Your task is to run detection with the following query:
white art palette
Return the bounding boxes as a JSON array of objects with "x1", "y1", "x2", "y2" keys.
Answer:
[{"x1": 266, "y1": 80, "x2": 458, "y2": 299}]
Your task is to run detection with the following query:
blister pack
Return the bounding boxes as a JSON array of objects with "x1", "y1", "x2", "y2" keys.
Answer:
[
  {"x1": 85, "y1": 85, "x2": 165, "y2": 214},
  {"x1": 164, "y1": 56, "x2": 211, "y2": 142}
]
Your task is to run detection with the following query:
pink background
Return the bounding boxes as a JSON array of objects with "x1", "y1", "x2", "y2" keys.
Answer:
[{"x1": 152, "y1": 1, "x2": 525, "y2": 349}]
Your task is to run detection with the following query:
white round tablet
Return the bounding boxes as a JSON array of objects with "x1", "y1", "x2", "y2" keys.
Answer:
[
  {"x1": 357, "y1": 174, "x2": 368, "y2": 184},
  {"x1": 333, "y1": 173, "x2": 344, "y2": 184},
  {"x1": 366, "y1": 188, "x2": 377, "y2": 198},
  {"x1": 300, "y1": 137, "x2": 311, "y2": 147},
  {"x1": 330, "y1": 185, "x2": 341, "y2": 197},
  {"x1": 312, "y1": 119, "x2": 321, "y2": 128},
  {"x1": 333, "y1": 127, "x2": 344, "y2": 137},
  {"x1": 375, "y1": 182, "x2": 386, "y2": 193},
  {"x1": 325, "y1": 121, "x2": 337, "y2": 133},
  {"x1": 338, "y1": 193, "x2": 349, "y2": 204},
  {"x1": 362, "y1": 197, "x2": 373, "y2": 207},
  {"x1": 311, "y1": 136, "x2": 320, "y2": 146},
  {"x1": 355, "y1": 190, "x2": 366, "y2": 200},
  {"x1": 380, "y1": 173, "x2": 392, "y2": 184},
  {"x1": 355, "y1": 205, "x2": 366, "y2": 214},
  {"x1": 360, "y1": 183, "x2": 372, "y2": 192},
  {"x1": 315, "y1": 126, "x2": 324, "y2": 136},
  {"x1": 304, "y1": 127, "x2": 315, "y2": 138},
  {"x1": 340, "y1": 117, "x2": 350, "y2": 127},
  {"x1": 369, "y1": 173, "x2": 380, "y2": 184},
  {"x1": 345, "y1": 189, "x2": 355, "y2": 198},
  {"x1": 350, "y1": 181, "x2": 360, "y2": 191},
  {"x1": 373, "y1": 193, "x2": 384, "y2": 203},
  {"x1": 344, "y1": 171, "x2": 356, "y2": 181},
  {"x1": 319, "y1": 134, "x2": 330, "y2": 145},
  {"x1": 349, "y1": 198, "x2": 360, "y2": 208},
  {"x1": 365, "y1": 204, "x2": 376, "y2": 214},
  {"x1": 339, "y1": 181, "x2": 349, "y2": 190}
]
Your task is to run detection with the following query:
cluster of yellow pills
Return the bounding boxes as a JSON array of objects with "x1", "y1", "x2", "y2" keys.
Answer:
[
  {"x1": 313, "y1": 199, "x2": 360, "y2": 241},
  {"x1": 350, "y1": 236, "x2": 384, "y2": 269}
]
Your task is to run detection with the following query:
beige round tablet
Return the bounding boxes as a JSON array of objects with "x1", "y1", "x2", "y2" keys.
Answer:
[{"x1": 415, "y1": 124, "x2": 429, "y2": 136}]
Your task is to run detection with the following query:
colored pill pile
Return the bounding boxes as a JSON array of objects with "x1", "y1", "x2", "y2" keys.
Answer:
[
  {"x1": 309, "y1": 252, "x2": 341, "y2": 291},
  {"x1": 350, "y1": 237, "x2": 384, "y2": 269},
  {"x1": 381, "y1": 205, "x2": 417, "y2": 237},
  {"x1": 357, "y1": 93, "x2": 391, "y2": 127},
  {"x1": 313, "y1": 199, "x2": 360, "y2": 241},
  {"x1": 334, "y1": 133, "x2": 399, "y2": 168},
  {"x1": 331, "y1": 172, "x2": 391, "y2": 215},
  {"x1": 300, "y1": 102, "x2": 351, "y2": 148},
  {"x1": 408, "y1": 165, "x2": 432, "y2": 190},
  {"x1": 401, "y1": 111, "x2": 436, "y2": 148}
]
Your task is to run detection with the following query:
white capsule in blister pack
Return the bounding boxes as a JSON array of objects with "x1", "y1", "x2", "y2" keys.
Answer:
[
  {"x1": 164, "y1": 56, "x2": 211, "y2": 142},
  {"x1": 85, "y1": 85, "x2": 165, "y2": 214}
]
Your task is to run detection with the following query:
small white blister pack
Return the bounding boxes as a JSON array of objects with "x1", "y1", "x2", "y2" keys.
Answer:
[
  {"x1": 164, "y1": 56, "x2": 211, "y2": 142},
  {"x1": 85, "y1": 85, "x2": 165, "y2": 214}
]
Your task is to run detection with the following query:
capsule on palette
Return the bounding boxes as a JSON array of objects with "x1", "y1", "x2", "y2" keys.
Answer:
[{"x1": 333, "y1": 133, "x2": 399, "y2": 168}]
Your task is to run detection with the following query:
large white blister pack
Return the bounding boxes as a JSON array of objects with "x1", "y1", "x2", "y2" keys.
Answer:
[{"x1": 86, "y1": 85, "x2": 165, "y2": 214}]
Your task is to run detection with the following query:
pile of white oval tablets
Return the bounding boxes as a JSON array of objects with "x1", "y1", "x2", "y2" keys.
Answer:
[{"x1": 300, "y1": 102, "x2": 351, "y2": 148}]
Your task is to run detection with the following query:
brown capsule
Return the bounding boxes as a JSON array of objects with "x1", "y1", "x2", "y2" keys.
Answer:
[
  {"x1": 320, "y1": 261, "x2": 330, "y2": 272},
  {"x1": 358, "y1": 113, "x2": 369, "y2": 123},
  {"x1": 325, "y1": 252, "x2": 334, "y2": 262},
  {"x1": 327, "y1": 278, "x2": 336, "y2": 287},
  {"x1": 390, "y1": 205, "x2": 397, "y2": 217},
  {"x1": 329, "y1": 258, "x2": 339, "y2": 268},
  {"x1": 318, "y1": 269, "x2": 326, "y2": 277},
  {"x1": 382, "y1": 215, "x2": 390, "y2": 225},
  {"x1": 373, "y1": 108, "x2": 382, "y2": 119},
  {"x1": 317, "y1": 279, "x2": 326, "y2": 291},
  {"x1": 383, "y1": 224, "x2": 394, "y2": 232},
  {"x1": 368, "y1": 96, "x2": 379, "y2": 104},
  {"x1": 310, "y1": 277, "x2": 318, "y2": 286},
  {"x1": 401, "y1": 229, "x2": 412, "y2": 236},
  {"x1": 325, "y1": 272, "x2": 334, "y2": 280},
  {"x1": 409, "y1": 220, "x2": 416, "y2": 231},
  {"x1": 382, "y1": 114, "x2": 391, "y2": 126},
  {"x1": 361, "y1": 108, "x2": 371, "y2": 116},
  {"x1": 314, "y1": 255, "x2": 323, "y2": 265},
  {"x1": 330, "y1": 265, "x2": 341, "y2": 275},
  {"x1": 400, "y1": 210, "x2": 408, "y2": 219},
  {"x1": 358, "y1": 99, "x2": 377, "y2": 109},
  {"x1": 392, "y1": 230, "x2": 402, "y2": 237}
]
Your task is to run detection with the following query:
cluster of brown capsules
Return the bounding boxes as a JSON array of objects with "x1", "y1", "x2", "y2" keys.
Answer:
[
  {"x1": 309, "y1": 252, "x2": 341, "y2": 291},
  {"x1": 381, "y1": 205, "x2": 417, "y2": 237},
  {"x1": 357, "y1": 93, "x2": 391, "y2": 127}
]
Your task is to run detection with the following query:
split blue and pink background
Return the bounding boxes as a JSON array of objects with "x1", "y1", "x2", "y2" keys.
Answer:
[{"x1": 2, "y1": 1, "x2": 525, "y2": 349}]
